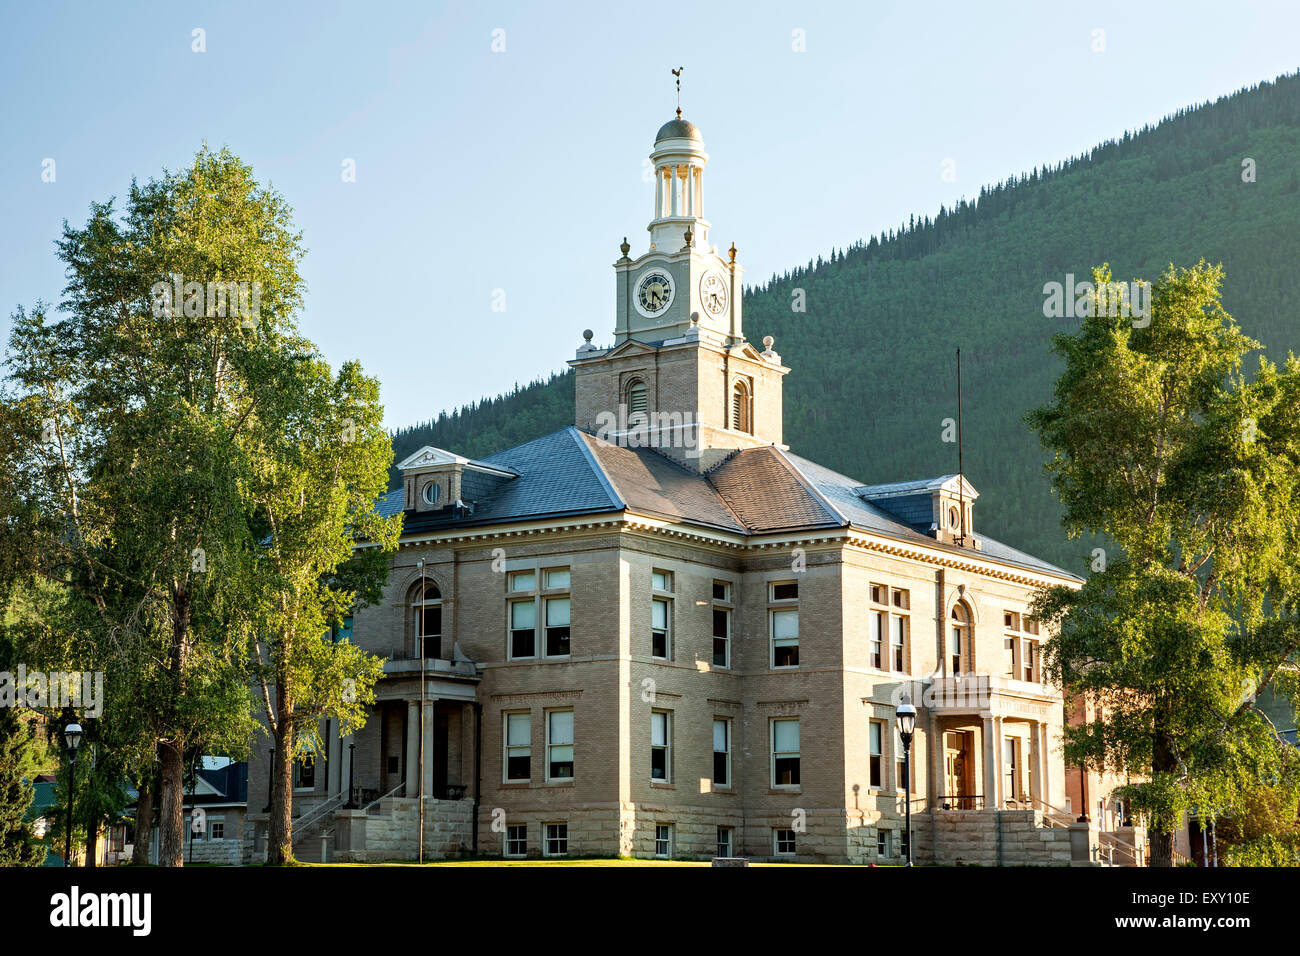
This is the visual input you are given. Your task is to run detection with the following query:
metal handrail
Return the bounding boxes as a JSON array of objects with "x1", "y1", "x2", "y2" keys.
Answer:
[
  {"x1": 361, "y1": 781, "x2": 407, "y2": 816},
  {"x1": 291, "y1": 792, "x2": 347, "y2": 845}
]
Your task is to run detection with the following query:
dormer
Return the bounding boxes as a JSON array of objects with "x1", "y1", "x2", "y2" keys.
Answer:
[
  {"x1": 396, "y1": 446, "x2": 517, "y2": 515},
  {"x1": 853, "y1": 474, "x2": 980, "y2": 549}
]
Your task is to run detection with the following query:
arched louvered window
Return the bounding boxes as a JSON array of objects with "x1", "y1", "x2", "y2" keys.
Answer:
[
  {"x1": 626, "y1": 379, "x2": 647, "y2": 417},
  {"x1": 732, "y1": 381, "x2": 752, "y2": 434}
]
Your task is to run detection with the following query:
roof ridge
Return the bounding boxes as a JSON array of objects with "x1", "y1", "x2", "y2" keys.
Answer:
[
  {"x1": 567, "y1": 427, "x2": 627, "y2": 511},
  {"x1": 769, "y1": 446, "x2": 849, "y2": 526}
]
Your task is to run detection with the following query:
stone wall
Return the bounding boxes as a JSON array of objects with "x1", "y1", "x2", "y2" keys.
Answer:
[
  {"x1": 332, "y1": 797, "x2": 474, "y2": 863},
  {"x1": 911, "y1": 809, "x2": 1075, "y2": 866}
]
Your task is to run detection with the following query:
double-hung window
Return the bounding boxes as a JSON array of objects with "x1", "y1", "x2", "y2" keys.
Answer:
[
  {"x1": 712, "y1": 581, "x2": 732, "y2": 668},
  {"x1": 712, "y1": 718, "x2": 731, "y2": 788},
  {"x1": 770, "y1": 582, "x2": 799, "y2": 668},
  {"x1": 505, "y1": 824, "x2": 527, "y2": 857},
  {"x1": 651, "y1": 711, "x2": 671, "y2": 782},
  {"x1": 546, "y1": 710, "x2": 574, "y2": 781},
  {"x1": 870, "y1": 584, "x2": 909, "y2": 672},
  {"x1": 869, "y1": 719, "x2": 884, "y2": 789},
  {"x1": 651, "y1": 570, "x2": 673, "y2": 659},
  {"x1": 772, "y1": 718, "x2": 800, "y2": 787},
  {"x1": 508, "y1": 567, "x2": 571, "y2": 659},
  {"x1": 504, "y1": 712, "x2": 531, "y2": 783}
]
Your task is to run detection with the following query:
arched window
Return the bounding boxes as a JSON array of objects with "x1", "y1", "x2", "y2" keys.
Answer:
[
  {"x1": 626, "y1": 379, "x2": 648, "y2": 417},
  {"x1": 732, "y1": 381, "x2": 751, "y2": 434},
  {"x1": 950, "y1": 602, "x2": 972, "y2": 675},
  {"x1": 411, "y1": 580, "x2": 442, "y2": 659}
]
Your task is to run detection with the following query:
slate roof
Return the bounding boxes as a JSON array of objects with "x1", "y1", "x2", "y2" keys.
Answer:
[
  {"x1": 380, "y1": 426, "x2": 1079, "y2": 580},
  {"x1": 708, "y1": 446, "x2": 841, "y2": 533},
  {"x1": 577, "y1": 433, "x2": 744, "y2": 533}
]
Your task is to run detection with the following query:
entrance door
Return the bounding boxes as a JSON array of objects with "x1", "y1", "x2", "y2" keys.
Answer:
[
  {"x1": 1003, "y1": 737, "x2": 1019, "y2": 805},
  {"x1": 381, "y1": 703, "x2": 404, "y2": 797},
  {"x1": 433, "y1": 712, "x2": 449, "y2": 798},
  {"x1": 943, "y1": 731, "x2": 973, "y2": 809}
]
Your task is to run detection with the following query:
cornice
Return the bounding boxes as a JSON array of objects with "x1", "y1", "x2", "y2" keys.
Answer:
[{"x1": 367, "y1": 509, "x2": 1079, "y2": 591}]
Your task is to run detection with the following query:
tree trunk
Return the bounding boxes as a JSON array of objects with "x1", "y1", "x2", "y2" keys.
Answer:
[
  {"x1": 1149, "y1": 827, "x2": 1173, "y2": 867},
  {"x1": 157, "y1": 587, "x2": 191, "y2": 867},
  {"x1": 85, "y1": 817, "x2": 98, "y2": 868},
  {"x1": 157, "y1": 739, "x2": 185, "y2": 867},
  {"x1": 132, "y1": 782, "x2": 154, "y2": 865},
  {"x1": 1148, "y1": 722, "x2": 1176, "y2": 868},
  {"x1": 266, "y1": 683, "x2": 294, "y2": 864}
]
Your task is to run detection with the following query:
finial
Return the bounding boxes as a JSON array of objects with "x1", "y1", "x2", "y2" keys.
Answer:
[
  {"x1": 763, "y1": 335, "x2": 774, "y2": 349},
  {"x1": 684, "y1": 226, "x2": 693, "y2": 247},
  {"x1": 619, "y1": 236, "x2": 630, "y2": 258},
  {"x1": 672, "y1": 66, "x2": 684, "y2": 118},
  {"x1": 583, "y1": 329, "x2": 593, "y2": 343},
  {"x1": 728, "y1": 242, "x2": 737, "y2": 263}
]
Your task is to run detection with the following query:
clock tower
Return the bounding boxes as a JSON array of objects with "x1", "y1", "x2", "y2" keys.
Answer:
[{"x1": 570, "y1": 100, "x2": 789, "y2": 473}]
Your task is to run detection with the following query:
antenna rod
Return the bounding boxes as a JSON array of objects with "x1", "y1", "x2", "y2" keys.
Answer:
[{"x1": 957, "y1": 348, "x2": 965, "y2": 546}]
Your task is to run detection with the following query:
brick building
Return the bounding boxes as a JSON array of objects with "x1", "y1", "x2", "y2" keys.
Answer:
[{"x1": 246, "y1": 106, "x2": 1084, "y2": 865}]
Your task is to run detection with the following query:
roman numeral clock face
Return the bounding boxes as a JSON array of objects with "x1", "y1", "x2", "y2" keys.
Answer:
[
  {"x1": 700, "y1": 272, "x2": 728, "y2": 316},
  {"x1": 635, "y1": 271, "x2": 674, "y2": 318}
]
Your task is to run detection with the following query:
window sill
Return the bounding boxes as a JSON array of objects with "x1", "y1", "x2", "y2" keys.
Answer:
[
  {"x1": 650, "y1": 781, "x2": 675, "y2": 790},
  {"x1": 768, "y1": 788, "x2": 802, "y2": 795},
  {"x1": 710, "y1": 786, "x2": 735, "y2": 794},
  {"x1": 500, "y1": 781, "x2": 531, "y2": 788},
  {"x1": 542, "y1": 780, "x2": 575, "y2": 788}
]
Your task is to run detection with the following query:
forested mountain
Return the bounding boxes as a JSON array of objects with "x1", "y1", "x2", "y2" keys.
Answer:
[{"x1": 390, "y1": 71, "x2": 1300, "y2": 571}]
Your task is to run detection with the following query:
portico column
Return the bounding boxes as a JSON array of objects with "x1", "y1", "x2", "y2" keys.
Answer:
[
  {"x1": 404, "y1": 700, "x2": 419, "y2": 797},
  {"x1": 422, "y1": 697, "x2": 438, "y2": 797},
  {"x1": 993, "y1": 716, "x2": 1005, "y2": 807},
  {"x1": 982, "y1": 716, "x2": 997, "y2": 810},
  {"x1": 654, "y1": 166, "x2": 663, "y2": 219},
  {"x1": 694, "y1": 166, "x2": 703, "y2": 218},
  {"x1": 670, "y1": 166, "x2": 679, "y2": 216},
  {"x1": 1029, "y1": 720, "x2": 1043, "y2": 806},
  {"x1": 1039, "y1": 722, "x2": 1052, "y2": 806},
  {"x1": 931, "y1": 714, "x2": 945, "y2": 804}
]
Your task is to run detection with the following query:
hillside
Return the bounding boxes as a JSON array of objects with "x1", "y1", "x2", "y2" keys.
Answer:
[{"x1": 391, "y1": 72, "x2": 1300, "y2": 571}]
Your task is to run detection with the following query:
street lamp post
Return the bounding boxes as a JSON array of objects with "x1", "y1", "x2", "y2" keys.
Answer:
[
  {"x1": 896, "y1": 700, "x2": 916, "y2": 867},
  {"x1": 345, "y1": 743, "x2": 356, "y2": 809},
  {"x1": 62, "y1": 721, "x2": 83, "y2": 867}
]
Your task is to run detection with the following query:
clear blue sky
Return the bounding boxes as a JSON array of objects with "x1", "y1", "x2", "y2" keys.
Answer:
[{"x1": 2, "y1": 0, "x2": 1297, "y2": 429}]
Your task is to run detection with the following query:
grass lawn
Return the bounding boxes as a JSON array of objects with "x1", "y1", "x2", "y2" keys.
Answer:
[{"x1": 302, "y1": 857, "x2": 856, "y2": 867}]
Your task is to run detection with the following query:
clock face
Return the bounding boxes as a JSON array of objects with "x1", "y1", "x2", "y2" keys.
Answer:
[
  {"x1": 700, "y1": 272, "x2": 728, "y2": 316},
  {"x1": 636, "y1": 271, "x2": 674, "y2": 317}
]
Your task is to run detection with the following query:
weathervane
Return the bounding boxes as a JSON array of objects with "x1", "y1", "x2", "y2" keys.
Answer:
[{"x1": 672, "y1": 66, "x2": 684, "y2": 117}]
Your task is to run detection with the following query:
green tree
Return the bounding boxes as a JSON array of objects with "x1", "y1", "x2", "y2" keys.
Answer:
[
  {"x1": 0, "y1": 630, "x2": 45, "y2": 866},
  {"x1": 240, "y1": 353, "x2": 400, "y2": 863},
  {"x1": 1029, "y1": 262, "x2": 1300, "y2": 866},
  {"x1": 2, "y1": 146, "x2": 306, "y2": 864}
]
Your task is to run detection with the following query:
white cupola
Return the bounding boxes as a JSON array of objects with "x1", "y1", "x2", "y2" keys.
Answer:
[{"x1": 649, "y1": 113, "x2": 710, "y2": 250}]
